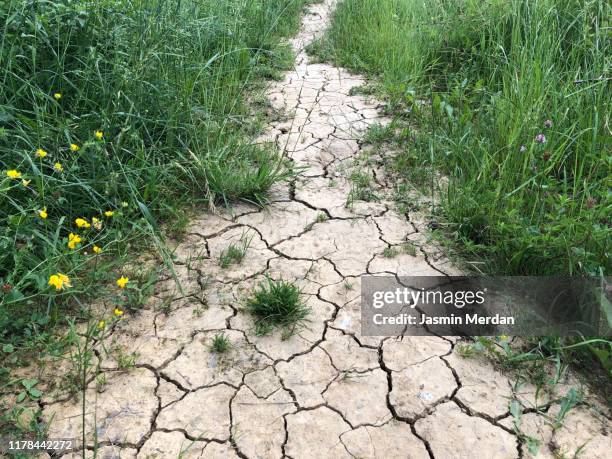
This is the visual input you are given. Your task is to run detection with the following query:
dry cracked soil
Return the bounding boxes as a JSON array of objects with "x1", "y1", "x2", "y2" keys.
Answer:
[{"x1": 37, "y1": 1, "x2": 610, "y2": 458}]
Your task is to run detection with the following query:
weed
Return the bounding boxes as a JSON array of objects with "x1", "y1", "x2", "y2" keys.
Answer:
[
  {"x1": 0, "y1": 404, "x2": 46, "y2": 455},
  {"x1": 0, "y1": 0, "x2": 308, "y2": 378},
  {"x1": 96, "y1": 374, "x2": 108, "y2": 393},
  {"x1": 113, "y1": 347, "x2": 138, "y2": 370},
  {"x1": 219, "y1": 233, "x2": 254, "y2": 268},
  {"x1": 555, "y1": 388, "x2": 583, "y2": 427},
  {"x1": 401, "y1": 242, "x2": 417, "y2": 257},
  {"x1": 347, "y1": 171, "x2": 377, "y2": 204},
  {"x1": 348, "y1": 84, "x2": 378, "y2": 97},
  {"x1": 321, "y1": 0, "x2": 610, "y2": 277},
  {"x1": 321, "y1": 0, "x2": 611, "y2": 383},
  {"x1": 210, "y1": 333, "x2": 231, "y2": 354},
  {"x1": 364, "y1": 123, "x2": 395, "y2": 145},
  {"x1": 246, "y1": 277, "x2": 310, "y2": 336},
  {"x1": 304, "y1": 213, "x2": 328, "y2": 231},
  {"x1": 382, "y1": 247, "x2": 399, "y2": 258}
]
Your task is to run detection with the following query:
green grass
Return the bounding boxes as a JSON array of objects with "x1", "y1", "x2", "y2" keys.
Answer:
[
  {"x1": 314, "y1": 0, "x2": 610, "y2": 277},
  {"x1": 210, "y1": 332, "x2": 231, "y2": 353},
  {"x1": 246, "y1": 277, "x2": 310, "y2": 336},
  {"x1": 347, "y1": 170, "x2": 377, "y2": 204},
  {"x1": 382, "y1": 246, "x2": 399, "y2": 258},
  {"x1": 219, "y1": 232, "x2": 253, "y2": 268},
  {"x1": 0, "y1": 0, "x2": 311, "y2": 422},
  {"x1": 315, "y1": 0, "x2": 611, "y2": 385}
]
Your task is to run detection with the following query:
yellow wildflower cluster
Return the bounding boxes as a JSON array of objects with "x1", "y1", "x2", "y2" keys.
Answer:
[
  {"x1": 75, "y1": 217, "x2": 91, "y2": 228},
  {"x1": 48, "y1": 273, "x2": 71, "y2": 291},
  {"x1": 67, "y1": 232, "x2": 82, "y2": 250},
  {"x1": 6, "y1": 170, "x2": 21, "y2": 179}
]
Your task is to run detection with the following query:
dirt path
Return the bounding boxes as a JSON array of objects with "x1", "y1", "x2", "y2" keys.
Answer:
[{"x1": 41, "y1": 1, "x2": 609, "y2": 458}]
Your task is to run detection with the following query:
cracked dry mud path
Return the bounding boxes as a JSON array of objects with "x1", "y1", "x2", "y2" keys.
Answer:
[{"x1": 40, "y1": 1, "x2": 610, "y2": 458}]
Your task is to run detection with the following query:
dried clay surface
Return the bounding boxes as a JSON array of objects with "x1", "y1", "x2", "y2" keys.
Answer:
[{"x1": 41, "y1": 1, "x2": 610, "y2": 458}]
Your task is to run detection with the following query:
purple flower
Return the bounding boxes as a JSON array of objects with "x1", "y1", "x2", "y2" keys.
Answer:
[
  {"x1": 520, "y1": 145, "x2": 527, "y2": 152},
  {"x1": 544, "y1": 119, "x2": 553, "y2": 128},
  {"x1": 535, "y1": 133, "x2": 547, "y2": 144}
]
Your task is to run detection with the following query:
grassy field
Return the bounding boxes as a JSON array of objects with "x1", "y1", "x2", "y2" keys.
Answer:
[
  {"x1": 311, "y1": 0, "x2": 611, "y2": 377},
  {"x1": 312, "y1": 0, "x2": 610, "y2": 277},
  {"x1": 0, "y1": 0, "x2": 309, "y2": 377}
]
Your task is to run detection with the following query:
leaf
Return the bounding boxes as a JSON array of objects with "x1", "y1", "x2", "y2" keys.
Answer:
[
  {"x1": 21, "y1": 378, "x2": 38, "y2": 390},
  {"x1": 525, "y1": 436, "x2": 541, "y2": 455},
  {"x1": 556, "y1": 388, "x2": 581, "y2": 424},
  {"x1": 510, "y1": 399, "x2": 522, "y2": 428},
  {"x1": 28, "y1": 388, "x2": 42, "y2": 398},
  {"x1": 17, "y1": 392, "x2": 26, "y2": 403},
  {"x1": 599, "y1": 292, "x2": 612, "y2": 330},
  {"x1": 4, "y1": 288, "x2": 24, "y2": 304},
  {"x1": 2, "y1": 344, "x2": 14, "y2": 353}
]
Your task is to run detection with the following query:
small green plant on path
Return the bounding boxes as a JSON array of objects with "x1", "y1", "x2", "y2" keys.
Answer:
[
  {"x1": 210, "y1": 333, "x2": 231, "y2": 354},
  {"x1": 219, "y1": 232, "x2": 253, "y2": 268},
  {"x1": 246, "y1": 277, "x2": 310, "y2": 337},
  {"x1": 347, "y1": 170, "x2": 377, "y2": 204}
]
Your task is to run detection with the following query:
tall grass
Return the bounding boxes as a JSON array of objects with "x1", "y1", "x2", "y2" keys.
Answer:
[
  {"x1": 314, "y1": 0, "x2": 611, "y2": 380},
  {"x1": 0, "y1": 0, "x2": 308, "y2": 352},
  {"x1": 315, "y1": 0, "x2": 610, "y2": 277}
]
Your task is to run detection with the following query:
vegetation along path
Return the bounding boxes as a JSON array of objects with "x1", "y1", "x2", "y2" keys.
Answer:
[{"x1": 41, "y1": 1, "x2": 609, "y2": 458}]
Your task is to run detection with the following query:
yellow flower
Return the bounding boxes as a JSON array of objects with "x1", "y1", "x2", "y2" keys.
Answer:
[
  {"x1": 94, "y1": 130, "x2": 104, "y2": 140},
  {"x1": 48, "y1": 273, "x2": 71, "y2": 291},
  {"x1": 116, "y1": 276, "x2": 129, "y2": 289},
  {"x1": 39, "y1": 208, "x2": 48, "y2": 219},
  {"x1": 53, "y1": 93, "x2": 62, "y2": 100},
  {"x1": 22, "y1": 179, "x2": 31, "y2": 187},
  {"x1": 114, "y1": 308, "x2": 124, "y2": 317},
  {"x1": 75, "y1": 217, "x2": 90, "y2": 228},
  {"x1": 93, "y1": 245, "x2": 102, "y2": 254},
  {"x1": 98, "y1": 320, "x2": 106, "y2": 330},
  {"x1": 67, "y1": 232, "x2": 82, "y2": 250},
  {"x1": 92, "y1": 217, "x2": 102, "y2": 230},
  {"x1": 6, "y1": 170, "x2": 21, "y2": 179},
  {"x1": 54, "y1": 162, "x2": 63, "y2": 172},
  {"x1": 70, "y1": 143, "x2": 80, "y2": 152},
  {"x1": 35, "y1": 149, "x2": 47, "y2": 158},
  {"x1": 104, "y1": 210, "x2": 114, "y2": 217}
]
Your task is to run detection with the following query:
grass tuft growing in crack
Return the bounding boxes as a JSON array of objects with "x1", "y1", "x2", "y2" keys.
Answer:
[
  {"x1": 219, "y1": 233, "x2": 254, "y2": 269},
  {"x1": 347, "y1": 170, "x2": 377, "y2": 205},
  {"x1": 246, "y1": 277, "x2": 310, "y2": 337},
  {"x1": 210, "y1": 333, "x2": 231, "y2": 354}
]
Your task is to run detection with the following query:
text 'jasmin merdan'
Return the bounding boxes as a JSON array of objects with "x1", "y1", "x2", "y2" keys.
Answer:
[{"x1": 372, "y1": 288, "x2": 486, "y2": 309}]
